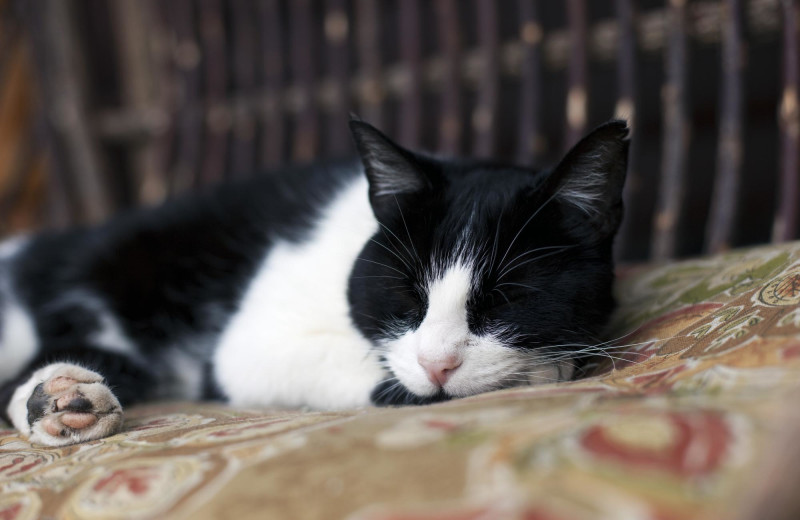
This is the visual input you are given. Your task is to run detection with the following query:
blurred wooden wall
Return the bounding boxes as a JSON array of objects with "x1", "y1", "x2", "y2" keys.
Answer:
[
  {"x1": 1, "y1": 0, "x2": 797, "y2": 263},
  {"x1": 0, "y1": 0, "x2": 46, "y2": 235}
]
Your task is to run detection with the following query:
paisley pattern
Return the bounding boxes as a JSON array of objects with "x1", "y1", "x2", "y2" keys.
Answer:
[{"x1": 2, "y1": 241, "x2": 800, "y2": 519}]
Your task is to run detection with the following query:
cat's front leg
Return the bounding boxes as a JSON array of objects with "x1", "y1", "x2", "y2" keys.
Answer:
[{"x1": 7, "y1": 363, "x2": 123, "y2": 446}]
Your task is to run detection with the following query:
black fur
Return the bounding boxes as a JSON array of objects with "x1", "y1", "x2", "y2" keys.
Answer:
[
  {"x1": 3, "y1": 161, "x2": 361, "y2": 408},
  {"x1": 370, "y1": 379, "x2": 450, "y2": 406},
  {"x1": 26, "y1": 383, "x2": 48, "y2": 425},
  {"x1": 0, "y1": 120, "x2": 628, "y2": 419},
  {"x1": 349, "y1": 120, "x2": 628, "y2": 402}
]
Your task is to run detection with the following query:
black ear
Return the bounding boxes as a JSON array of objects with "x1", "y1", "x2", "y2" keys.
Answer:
[
  {"x1": 349, "y1": 119, "x2": 431, "y2": 200},
  {"x1": 548, "y1": 120, "x2": 630, "y2": 238}
]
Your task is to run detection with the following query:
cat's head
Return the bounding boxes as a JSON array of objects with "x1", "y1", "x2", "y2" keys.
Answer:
[{"x1": 347, "y1": 119, "x2": 629, "y2": 405}]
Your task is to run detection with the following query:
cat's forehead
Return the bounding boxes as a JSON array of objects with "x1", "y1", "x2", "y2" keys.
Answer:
[
  {"x1": 433, "y1": 170, "x2": 544, "y2": 228},
  {"x1": 441, "y1": 164, "x2": 546, "y2": 206}
]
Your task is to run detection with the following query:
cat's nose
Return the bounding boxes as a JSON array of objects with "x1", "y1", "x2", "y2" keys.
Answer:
[{"x1": 418, "y1": 355, "x2": 462, "y2": 387}]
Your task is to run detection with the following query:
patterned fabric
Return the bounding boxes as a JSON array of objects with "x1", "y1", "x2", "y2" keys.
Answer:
[{"x1": 2, "y1": 241, "x2": 800, "y2": 520}]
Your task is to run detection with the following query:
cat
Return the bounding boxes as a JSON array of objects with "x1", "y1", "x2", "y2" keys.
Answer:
[{"x1": 0, "y1": 118, "x2": 628, "y2": 446}]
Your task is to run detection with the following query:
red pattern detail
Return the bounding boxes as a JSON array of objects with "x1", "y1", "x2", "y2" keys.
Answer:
[
  {"x1": 520, "y1": 508, "x2": 564, "y2": 520},
  {"x1": 423, "y1": 420, "x2": 459, "y2": 432},
  {"x1": 580, "y1": 412, "x2": 731, "y2": 477},
  {"x1": 0, "y1": 504, "x2": 21, "y2": 520},
  {"x1": 0, "y1": 457, "x2": 42, "y2": 477},
  {"x1": 648, "y1": 509, "x2": 686, "y2": 520},
  {"x1": 0, "y1": 457, "x2": 23, "y2": 473},
  {"x1": 781, "y1": 343, "x2": 800, "y2": 360},
  {"x1": 368, "y1": 505, "x2": 563, "y2": 520},
  {"x1": 93, "y1": 467, "x2": 159, "y2": 496},
  {"x1": 9, "y1": 460, "x2": 41, "y2": 477}
]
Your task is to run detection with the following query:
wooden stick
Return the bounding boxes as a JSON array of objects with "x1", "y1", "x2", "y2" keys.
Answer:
[
  {"x1": 145, "y1": 0, "x2": 179, "y2": 198},
  {"x1": 0, "y1": 126, "x2": 39, "y2": 233},
  {"x1": 517, "y1": 0, "x2": 543, "y2": 165},
  {"x1": 87, "y1": 3, "x2": 785, "y2": 145},
  {"x1": 0, "y1": 7, "x2": 21, "y2": 87},
  {"x1": 229, "y1": 0, "x2": 258, "y2": 178},
  {"x1": 289, "y1": 0, "x2": 318, "y2": 162},
  {"x1": 398, "y1": 0, "x2": 422, "y2": 149},
  {"x1": 564, "y1": 0, "x2": 588, "y2": 151},
  {"x1": 612, "y1": 0, "x2": 639, "y2": 261},
  {"x1": 774, "y1": 0, "x2": 800, "y2": 241},
  {"x1": 435, "y1": 0, "x2": 461, "y2": 155},
  {"x1": 25, "y1": 0, "x2": 112, "y2": 224},
  {"x1": 198, "y1": 0, "x2": 228, "y2": 185},
  {"x1": 324, "y1": 0, "x2": 352, "y2": 156},
  {"x1": 706, "y1": 0, "x2": 745, "y2": 252},
  {"x1": 257, "y1": 0, "x2": 285, "y2": 168},
  {"x1": 162, "y1": 0, "x2": 203, "y2": 195},
  {"x1": 112, "y1": 0, "x2": 166, "y2": 205},
  {"x1": 473, "y1": 0, "x2": 499, "y2": 157},
  {"x1": 652, "y1": 0, "x2": 690, "y2": 260},
  {"x1": 355, "y1": 0, "x2": 383, "y2": 129}
]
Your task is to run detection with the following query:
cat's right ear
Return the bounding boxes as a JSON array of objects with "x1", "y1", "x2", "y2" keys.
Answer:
[
  {"x1": 546, "y1": 120, "x2": 630, "y2": 240},
  {"x1": 349, "y1": 119, "x2": 432, "y2": 207}
]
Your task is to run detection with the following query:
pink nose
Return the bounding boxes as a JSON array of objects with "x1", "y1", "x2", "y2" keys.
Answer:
[{"x1": 418, "y1": 355, "x2": 462, "y2": 387}]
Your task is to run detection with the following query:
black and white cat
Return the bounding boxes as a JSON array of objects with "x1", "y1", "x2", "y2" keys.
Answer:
[{"x1": 0, "y1": 118, "x2": 628, "y2": 446}]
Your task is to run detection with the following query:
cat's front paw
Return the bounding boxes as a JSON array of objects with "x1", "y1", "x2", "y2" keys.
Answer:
[{"x1": 9, "y1": 363, "x2": 123, "y2": 446}]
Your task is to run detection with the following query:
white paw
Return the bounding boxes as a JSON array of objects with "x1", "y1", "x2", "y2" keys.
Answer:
[{"x1": 7, "y1": 363, "x2": 123, "y2": 446}]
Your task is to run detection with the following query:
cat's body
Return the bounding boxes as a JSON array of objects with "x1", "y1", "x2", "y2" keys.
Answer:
[{"x1": 0, "y1": 120, "x2": 628, "y2": 446}]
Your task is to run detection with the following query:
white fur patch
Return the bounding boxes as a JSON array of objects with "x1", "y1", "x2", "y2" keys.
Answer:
[
  {"x1": 161, "y1": 348, "x2": 205, "y2": 400},
  {"x1": 90, "y1": 306, "x2": 138, "y2": 357},
  {"x1": 0, "y1": 301, "x2": 39, "y2": 386},
  {"x1": 0, "y1": 242, "x2": 39, "y2": 387},
  {"x1": 214, "y1": 175, "x2": 387, "y2": 410},
  {"x1": 44, "y1": 291, "x2": 139, "y2": 358},
  {"x1": 386, "y1": 262, "x2": 517, "y2": 397},
  {"x1": 0, "y1": 235, "x2": 29, "y2": 260},
  {"x1": 557, "y1": 152, "x2": 607, "y2": 217},
  {"x1": 385, "y1": 261, "x2": 570, "y2": 398}
]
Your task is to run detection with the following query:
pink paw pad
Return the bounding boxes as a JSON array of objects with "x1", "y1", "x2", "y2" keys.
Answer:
[{"x1": 44, "y1": 376, "x2": 79, "y2": 394}]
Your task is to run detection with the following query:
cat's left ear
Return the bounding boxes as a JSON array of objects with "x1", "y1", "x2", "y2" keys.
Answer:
[
  {"x1": 349, "y1": 118, "x2": 435, "y2": 219},
  {"x1": 548, "y1": 120, "x2": 630, "y2": 239}
]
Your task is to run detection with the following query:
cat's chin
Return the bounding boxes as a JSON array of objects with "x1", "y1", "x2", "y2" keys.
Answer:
[{"x1": 370, "y1": 379, "x2": 452, "y2": 407}]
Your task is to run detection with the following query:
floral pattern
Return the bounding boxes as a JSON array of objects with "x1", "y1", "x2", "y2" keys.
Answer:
[{"x1": 2, "y1": 241, "x2": 800, "y2": 519}]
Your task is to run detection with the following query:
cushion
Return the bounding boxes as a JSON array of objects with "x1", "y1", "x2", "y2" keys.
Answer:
[{"x1": 2, "y1": 241, "x2": 800, "y2": 519}]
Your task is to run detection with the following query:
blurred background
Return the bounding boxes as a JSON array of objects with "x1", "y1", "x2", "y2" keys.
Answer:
[{"x1": 0, "y1": 0, "x2": 796, "y2": 262}]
